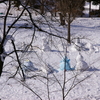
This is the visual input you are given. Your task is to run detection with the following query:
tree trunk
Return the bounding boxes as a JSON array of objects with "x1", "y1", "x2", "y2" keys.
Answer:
[
  {"x1": 41, "y1": 0, "x2": 45, "y2": 15},
  {"x1": 0, "y1": 45, "x2": 5, "y2": 76},
  {"x1": 67, "y1": 13, "x2": 71, "y2": 43},
  {"x1": 0, "y1": 59, "x2": 4, "y2": 76},
  {"x1": 89, "y1": 1, "x2": 91, "y2": 17},
  {"x1": 99, "y1": 4, "x2": 100, "y2": 11},
  {"x1": 59, "y1": 13, "x2": 65, "y2": 25}
]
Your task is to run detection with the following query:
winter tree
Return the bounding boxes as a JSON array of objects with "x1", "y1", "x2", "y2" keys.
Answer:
[{"x1": 56, "y1": 0, "x2": 85, "y2": 43}]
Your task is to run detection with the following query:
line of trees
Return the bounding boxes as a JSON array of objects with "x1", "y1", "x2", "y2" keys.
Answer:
[{"x1": 2, "y1": 0, "x2": 100, "y2": 17}]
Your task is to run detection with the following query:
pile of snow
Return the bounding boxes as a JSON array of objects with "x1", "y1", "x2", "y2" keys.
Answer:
[
  {"x1": 22, "y1": 59, "x2": 38, "y2": 72},
  {"x1": 71, "y1": 38, "x2": 96, "y2": 54},
  {"x1": 40, "y1": 64, "x2": 56, "y2": 74},
  {"x1": 71, "y1": 38, "x2": 86, "y2": 51},
  {"x1": 0, "y1": 3, "x2": 6, "y2": 9},
  {"x1": 41, "y1": 37, "x2": 51, "y2": 51}
]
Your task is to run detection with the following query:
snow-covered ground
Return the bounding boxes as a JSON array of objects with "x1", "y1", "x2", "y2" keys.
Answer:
[{"x1": 0, "y1": 2, "x2": 100, "y2": 100}]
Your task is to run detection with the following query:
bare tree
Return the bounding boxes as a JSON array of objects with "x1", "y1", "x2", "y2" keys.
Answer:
[
  {"x1": 0, "y1": 0, "x2": 29, "y2": 77},
  {"x1": 56, "y1": 0, "x2": 85, "y2": 43}
]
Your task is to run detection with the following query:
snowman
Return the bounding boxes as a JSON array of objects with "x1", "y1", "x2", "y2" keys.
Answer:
[
  {"x1": 76, "y1": 53, "x2": 89, "y2": 71},
  {"x1": 41, "y1": 37, "x2": 51, "y2": 52}
]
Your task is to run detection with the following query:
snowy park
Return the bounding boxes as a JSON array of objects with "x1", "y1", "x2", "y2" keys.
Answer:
[{"x1": 0, "y1": 1, "x2": 100, "y2": 100}]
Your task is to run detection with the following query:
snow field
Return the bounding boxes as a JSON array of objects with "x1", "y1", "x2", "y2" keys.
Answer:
[{"x1": 0, "y1": 2, "x2": 100, "y2": 100}]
